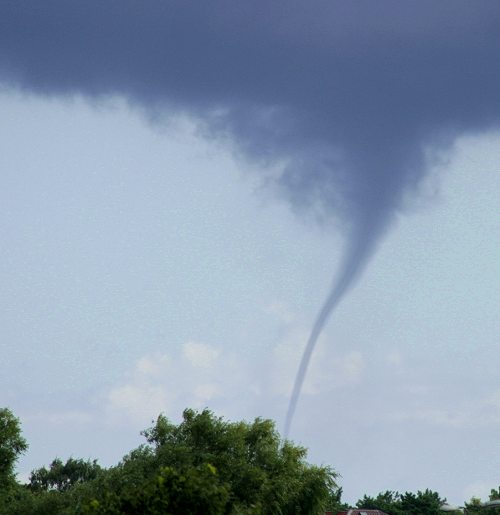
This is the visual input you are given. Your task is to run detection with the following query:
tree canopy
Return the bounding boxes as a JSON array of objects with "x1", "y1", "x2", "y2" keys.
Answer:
[
  {"x1": 0, "y1": 406, "x2": 497, "y2": 514},
  {"x1": 0, "y1": 408, "x2": 28, "y2": 490},
  {"x1": 355, "y1": 489, "x2": 449, "y2": 515},
  {"x1": 1, "y1": 408, "x2": 338, "y2": 514}
]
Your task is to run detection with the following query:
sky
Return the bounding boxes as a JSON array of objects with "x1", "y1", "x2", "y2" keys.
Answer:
[{"x1": 0, "y1": 1, "x2": 499, "y2": 506}]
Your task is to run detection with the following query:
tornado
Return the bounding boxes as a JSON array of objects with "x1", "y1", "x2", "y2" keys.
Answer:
[
  {"x1": 284, "y1": 211, "x2": 388, "y2": 438},
  {"x1": 1, "y1": 1, "x2": 500, "y2": 439}
]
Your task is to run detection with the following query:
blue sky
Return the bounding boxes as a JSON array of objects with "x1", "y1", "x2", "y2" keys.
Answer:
[
  {"x1": 1, "y1": 2, "x2": 499, "y2": 506},
  {"x1": 2, "y1": 88, "x2": 498, "y2": 506}
]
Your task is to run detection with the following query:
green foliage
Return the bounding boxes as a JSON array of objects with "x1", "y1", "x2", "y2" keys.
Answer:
[
  {"x1": 356, "y1": 490, "x2": 403, "y2": 515},
  {"x1": 464, "y1": 497, "x2": 486, "y2": 514},
  {"x1": 490, "y1": 486, "x2": 500, "y2": 501},
  {"x1": 29, "y1": 457, "x2": 102, "y2": 492},
  {"x1": 0, "y1": 457, "x2": 103, "y2": 514},
  {"x1": 324, "y1": 486, "x2": 349, "y2": 513},
  {"x1": 0, "y1": 485, "x2": 68, "y2": 515},
  {"x1": 140, "y1": 408, "x2": 338, "y2": 514},
  {"x1": 82, "y1": 463, "x2": 229, "y2": 514},
  {"x1": 0, "y1": 408, "x2": 28, "y2": 490},
  {"x1": 5, "y1": 406, "x2": 494, "y2": 515},
  {"x1": 464, "y1": 487, "x2": 500, "y2": 514},
  {"x1": 1, "y1": 408, "x2": 337, "y2": 514},
  {"x1": 400, "y1": 489, "x2": 444, "y2": 514},
  {"x1": 356, "y1": 489, "x2": 445, "y2": 515}
]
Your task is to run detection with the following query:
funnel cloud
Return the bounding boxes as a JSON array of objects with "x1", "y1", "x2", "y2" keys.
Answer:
[{"x1": 2, "y1": 1, "x2": 500, "y2": 435}]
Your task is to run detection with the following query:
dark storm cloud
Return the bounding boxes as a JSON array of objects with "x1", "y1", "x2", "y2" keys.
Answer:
[
  {"x1": 2, "y1": 1, "x2": 500, "y2": 222},
  {"x1": 2, "y1": 1, "x2": 500, "y2": 433}
]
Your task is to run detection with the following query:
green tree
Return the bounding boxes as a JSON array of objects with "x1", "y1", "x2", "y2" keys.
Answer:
[
  {"x1": 465, "y1": 487, "x2": 500, "y2": 514},
  {"x1": 400, "y1": 489, "x2": 444, "y2": 514},
  {"x1": 78, "y1": 408, "x2": 338, "y2": 513},
  {"x1": 325, "y1": 486, "x2": 349, "y2": 513},
  {"x1": 138, "y1": 408, "x2": 338, "y2": 514},
  {"x1": 356, "y1": 489, "x2": 445, "y2": 515},
  {"x1": 0, "y1": 408, "x2": 28, "y2": 489},
  {"x1": 83, "y1": 463, "x2": 229, "y2": 514},
  {"x1": 29, "y1": 457, "x2": 102, "y2": 492},
  {"x1": 356, "y1": 490, "x2": 403, "y2": 515},
  {"x1": 490, "y1": 487, "x2": 500, "y2": 501},
  {"x1": 464, "y1": 497, "x2": 485, "y2": 514},
  {"x1": 1, "y1": 408, "x2": 339, "y2": 514}
]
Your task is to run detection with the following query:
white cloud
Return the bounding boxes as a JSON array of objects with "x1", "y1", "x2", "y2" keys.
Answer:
[
  {"x1": 136, "y1": 353, "x2": 171, "y2": 377},
  {"x1": 25, "y1": 409, "x2": 93, "y2": 425},
  {"x1": 264, "y1": 301, "x2": 294, "y2": 324},
  {"x1": 193, "y1": 383, "x2": 221, "y2": 403},
  {"x1": 386, "y1": 350, "x2": 403, "y2": 368},
  {"x1": 103, "y1": 341, "x2": 249, "y2": 423},
  {"x1": 182, "y1": 341, "x2": 220, "y2": 368},
  {"x1": 340, "y1": 351, "x2": 365, "y2": 381},
  {"x1": 101, "y1": 328, "x2": 367, "y2": 426},
  {"x1": 388, "y1": 389, "x2": 500, "y2": 428},
  {"x1": 389, "y1": 408, "x2": 468, "y2": 427},
  {"x1": 267, "y1": 326, "x2": 366, "y2": 396},
  {"x1": 463, "y1": 480, "x2": 498, "y2": 503},
  {"x1": 107, "y1": 383, "x2": 170, "y2": 423},
  {"x1": 406, "y1": 384, "x2": 431, "y2": 396},
  {"x1": 486, "y1": 389, "x2": 500, "y2": 410}
]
